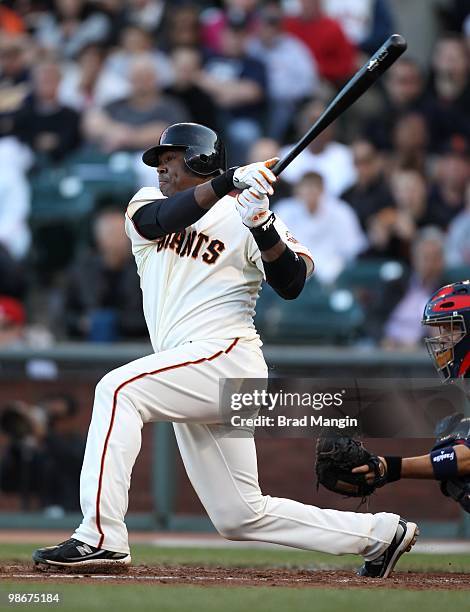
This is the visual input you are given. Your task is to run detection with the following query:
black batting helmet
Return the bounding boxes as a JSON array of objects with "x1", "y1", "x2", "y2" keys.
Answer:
[{"x1": 142, "y1": 123, "x2": 226, "y2": 176}]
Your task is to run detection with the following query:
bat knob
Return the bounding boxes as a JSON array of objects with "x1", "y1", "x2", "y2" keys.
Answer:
[{"x1": 390, "y1": 34, "x2": 407, "y2": 51}]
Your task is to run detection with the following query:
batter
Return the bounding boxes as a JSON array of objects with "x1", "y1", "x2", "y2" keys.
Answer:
[{"x1": 33, "y1": 123, "x2": 417, "y2": 578}]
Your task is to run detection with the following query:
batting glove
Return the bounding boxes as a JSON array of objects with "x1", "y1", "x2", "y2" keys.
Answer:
[
  {"x1": 233, "y1": 158, "x2": 278, "y2": 196},
  {"x1": 236, "y1": 187, "x2": 273, "y2": 229}
]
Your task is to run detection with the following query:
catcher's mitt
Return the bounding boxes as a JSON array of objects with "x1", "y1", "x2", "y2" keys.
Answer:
[{"x1": 315, "y1": 433, "x2": 387, "y2": 497}]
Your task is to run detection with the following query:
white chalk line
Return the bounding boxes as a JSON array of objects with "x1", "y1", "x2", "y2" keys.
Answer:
[{"x1": 0, "y1": 573, "x2": 315, "y2": 583}]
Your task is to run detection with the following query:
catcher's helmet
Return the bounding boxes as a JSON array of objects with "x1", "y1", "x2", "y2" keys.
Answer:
[
  {"x1": 142, "y1": 123, "x2": 226, "y2": 176},
  {"x1": 422, "y1": 281, "x2": 470, "y2": 381}
]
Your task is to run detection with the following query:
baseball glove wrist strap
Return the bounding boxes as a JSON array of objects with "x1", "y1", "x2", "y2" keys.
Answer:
[
  {"x1": 384, "y1": 456, "x2": 402, "y2": 482},
  {"x1": 211, "y1": 168, "x2": 237, "y2": 198}
]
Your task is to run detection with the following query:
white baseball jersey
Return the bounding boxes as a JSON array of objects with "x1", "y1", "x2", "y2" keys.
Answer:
[
  {"x1": 125, "y1": 187, "x2": 314, "y2": 352},
  {"x1": 73, "y1": 185, "x2": 399, "y2": 559}
]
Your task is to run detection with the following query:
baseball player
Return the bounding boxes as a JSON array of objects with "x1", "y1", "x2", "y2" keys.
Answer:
[
  {"x1": 33, "y1": 123, "x2": 418, "y2": 578},
  {"x1": 350, "y1": 282, "x2": 470, "y2": 512}
]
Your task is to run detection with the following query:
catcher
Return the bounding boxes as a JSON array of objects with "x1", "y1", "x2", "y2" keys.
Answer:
[{"x1": 316, "y1": 282, "x2": 470, "y2": 574}]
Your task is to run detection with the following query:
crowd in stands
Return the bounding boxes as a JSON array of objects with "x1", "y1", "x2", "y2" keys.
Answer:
[
  {"x1": 0, "y1": 0, "x2": 469, "y2": 349},
  {"x1": 0, "y1": 393, "x2": 84, "y2": 512}
]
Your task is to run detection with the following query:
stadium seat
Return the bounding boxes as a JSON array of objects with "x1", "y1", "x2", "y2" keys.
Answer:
[
  {"x1": 442, "y1": 265, "x2": 470, "y2": 285},
  {"x1": 335, "y1": 259, "x2": 407, "y2": 310},
  {"x1": 255, "y1": 279, "x2": 364, "y2": 344},
  {"x1": 65, "y1": 148, "x2": 138, "y2": 203},
  {"x1": 30, "y1": 148, "x2": 138, "y2": 225},
  {"x1": 336, "y1": 259, "x2": 406, "y2": 290},
  {"x1": 30, "y1": 168, "x2": 94, "y2": 224}
]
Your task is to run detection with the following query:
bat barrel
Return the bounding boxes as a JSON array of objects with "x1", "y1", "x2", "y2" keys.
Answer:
[{"x1": 272, "y1": 34, "x2": 407, "y2": 177}]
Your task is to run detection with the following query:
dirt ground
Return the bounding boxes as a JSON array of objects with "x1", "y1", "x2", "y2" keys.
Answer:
[{"x1": 0, "y1": 563, "x2": 468, "y2": 591}]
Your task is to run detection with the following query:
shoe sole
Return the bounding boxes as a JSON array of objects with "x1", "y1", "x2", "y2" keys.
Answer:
[
  {"x1": 382, "y1": 522, "x2": 419, "y2": 579},
  {"x1": 33, "y1": 554, "x2": 131, "y2": 568}
]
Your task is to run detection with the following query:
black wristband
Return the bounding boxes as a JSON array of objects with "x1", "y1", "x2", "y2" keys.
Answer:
[
  {"x1": 384, "y1": 456, "x2": 402, "y2": 482},
  {"x1": 249, "y1": 213, "x2": 280, "y2": 251},
  {"x1": 211, "y1": 167, "x2": 236, "y2": 198}
]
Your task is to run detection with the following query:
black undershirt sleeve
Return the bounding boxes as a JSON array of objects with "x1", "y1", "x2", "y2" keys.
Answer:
[
  {"x1": 130, "y1": 169, "x2": 237, "y2": 240},
  {"x1": 262, "y1": 248, "x2": 307, "y2": 300},
  {"x1": 131, "y1": 187, "x2": 205, "y2": 239}
]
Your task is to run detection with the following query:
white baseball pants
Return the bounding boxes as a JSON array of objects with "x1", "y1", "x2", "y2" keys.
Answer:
[{"x1": 73, "y1": 337, "x2": 399, "y2": 559}]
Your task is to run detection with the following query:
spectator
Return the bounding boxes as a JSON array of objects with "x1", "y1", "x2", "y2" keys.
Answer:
[
  {"x1": 366, "y1": 169, "x2": 429, "y2": 262},
  {"x1": 391, "y1": 112, "x2": 429, "y2": 173},
  {"x1": 280, "y1": 99, "x2": 357, "y2": 196},
  {"x1": 14, "y1": 60, "x2": 81, "y2": 163},
  {"x1": 380, "y1": 227, "x2": 445, "y2": 349},
  {"x1": 0, "y1": 36, "x2": 31, "y2": 138},
  {"x1": 83, "y1": 54, "x2": 188, "y2": 154},
  {"x1": 61, "y1": 206, "x2": 147, "y2": 341},
  {"x1": 275, "y1": 172, "x2": 366, "y2": 284},
  {"x1": 165, "y1": 47, "x2": 217, "y2": 130},
  {"x1": 342, "y1": 139, "x2": 395, "y2": 230},
  {"x1": 37, "y1": 394, "x2": 85, "y2": 512},
  {"x1": 248, "y1": 1, "x2": 319, "y2": 140},
  {"x1": 0, "y1": 395, "x2": 85, "y2": 511},
  {"x1": 0, "y1": 289, "x2": 53, "y2": 349},
  {"x1": 426, "y1": 34, "x2": 470, "y2": 151},
  {"x1": 0, "y1": 4, "x2": 25, "y2": 35},
  {"x1": 283, "y1": 0, "x2": 357, "y2": 84},
  {"x1": 0, "y1": 137, "x2": 32, "y2": 260},
  {"x1": 122, "y1": 0, "x2": 165, "y2": 35},
  {"x1": 59, "y1": 43, "x2": 129, "y2": 111},
  {"x1": 247, "y1": 137, "x2": 291, "y2": 204},
  {"x1": 198, "y1": 13, "x2": 266, "y2": 164},
  {"x1": 389, "y1": 0, "x2": 449, "y2": 70},
  {"x1": 200, "y1": 0, "x2": 259, "y2": 54},
  {"x1": 442, "y1": 0, "x2": 470, "y2": 33},
  {"x1": 0, "y1": 296, "x2": 26, "y2": 347},
  {"x1": 0, "y1": 400, "x2": 47, "y2": 510},
  {"x1": 446, "y1": 182, "x2": 470, "y2": 267},
  {"x1": 426, "y1": 140, "x2": 469, "y2": 229},
  {"x1": 34, "y1": 0, "x2": 111, "y2": 60},
  {"x1": 164, "y1": 3, "x2": 203, "y2": 51},
  {"x1": 365, "y1": 57, "x2": 428, "y2": 150},
  {"x1": 324, "y1": 0, "x2": 394, "y2": 55},
  {"x1": 465, "y1": 15, "x2": 470, "y2": 54},
  {"x1": 103, "y1": 25, "x2": 173, "y2": 90}
]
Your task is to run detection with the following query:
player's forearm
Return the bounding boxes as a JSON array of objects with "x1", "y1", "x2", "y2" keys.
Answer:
[
  {"x1": 400, "y1": 455, "x2": 435, "y2": 479},
  {"x1": 130, "y1": 170, "x2": 236, "y2": 239},
  {"x1": 196, "y1": 169, "x2": 236, "y2": 209},
  {"x1": 386, "y1": 445, "x2": 470, "y2": 479}
]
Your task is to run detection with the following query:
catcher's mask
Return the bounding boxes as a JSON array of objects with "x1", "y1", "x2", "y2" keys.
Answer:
[
  {"x1": 142, "y1": 123, "x2": 226, "y2": 176},
  {"x1": 422, "y1": 281, "x2": 470, "y2": 382}
]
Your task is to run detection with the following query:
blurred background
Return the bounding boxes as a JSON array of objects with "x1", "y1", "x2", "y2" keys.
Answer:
[{"x1": 0, "y1": 0, "x2": 469, "y2": 538}]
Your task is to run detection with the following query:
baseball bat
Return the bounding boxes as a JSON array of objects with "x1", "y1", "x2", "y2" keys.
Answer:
[{"x1": 272, "y1": 34, "x2": 407, "y2": 177}]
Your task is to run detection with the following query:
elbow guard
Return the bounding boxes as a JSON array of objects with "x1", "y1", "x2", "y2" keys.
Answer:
[{"x1": 264, "y1": 248, "x2": 307, "y2": 300}]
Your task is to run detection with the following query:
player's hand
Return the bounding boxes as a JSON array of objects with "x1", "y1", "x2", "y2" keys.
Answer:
[
  {"x1": 352, "y1": 456, "x2": 387, "y2": 484},
  {"x1": 233, "y1": 158, "x2": 278, "y2": 196},
  {"x1": 236, "y1": 187, "x2": 272, "y2": 228}
]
